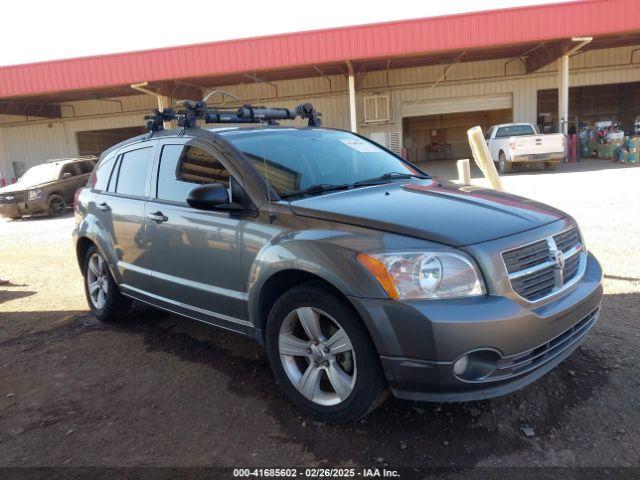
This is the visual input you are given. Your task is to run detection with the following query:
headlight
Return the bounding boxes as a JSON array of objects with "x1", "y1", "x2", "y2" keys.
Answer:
[
  {"x1": 357, "y1": 251, "x2": 485, "y2": 299},
  {"x1": 28, "y1": 189, "x2": 43, "y2": 201}
]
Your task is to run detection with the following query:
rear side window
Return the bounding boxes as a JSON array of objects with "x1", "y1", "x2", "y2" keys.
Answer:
[
  {"x1": 484, "y1": 127, "x2": 494, "y2": 140},
  {"x1": 78, "y1": 161, "x2": 95, "y2": 174},
  {"x1": 495, "y1": 125, "x2": 536, "y2": 138},
  {"x1": 115, "y1": 147, "x2": 154, "y2": 197},
  {"x1": 60, "y1": 163, "x2": 81, "y2": 178},
  {"x1": 156, "y1": 145, "x2": 230, "y2": 203},
  {"x1": 92, "y1": 154, "x2": 117, "y2": 191}
]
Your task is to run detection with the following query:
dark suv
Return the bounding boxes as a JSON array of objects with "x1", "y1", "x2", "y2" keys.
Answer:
[
  {"x1": 0, "y1": 157, "x2": 96, "y2": 219},
  {"x1": 73, "y1": 112, "x2": 602, "y2": 423}
]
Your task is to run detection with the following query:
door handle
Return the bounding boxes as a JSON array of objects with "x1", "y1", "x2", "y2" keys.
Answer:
[
  {"x1": 97, "y1": 202, "x2": 111, "y2": 212},
  {"x1": 147, "y1": 211, "x2": 168, "y2": 223}
]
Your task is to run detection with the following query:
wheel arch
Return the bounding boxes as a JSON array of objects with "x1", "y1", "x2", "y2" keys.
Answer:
[
  {"x1": 74, "y1": 213, "x2": 121, "y2": 284},
  {"x1": 76, "y1": 236, "x2": 95, "y2": 271},
  {"x1": 47, "y1": 190, "x2": 66, "y2": 200},
  {"x1": 254, "y1": 269, "x2": 341, "y2": 338}
]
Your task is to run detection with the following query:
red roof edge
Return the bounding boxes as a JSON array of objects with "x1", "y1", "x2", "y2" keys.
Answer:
[{"x1": 1, "y1": 0, "x2": 639, "y2": 99}]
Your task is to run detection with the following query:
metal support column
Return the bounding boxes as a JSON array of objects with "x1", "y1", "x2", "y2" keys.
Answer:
[
  {"x1": 346, "y1": 61, "x2": 357, "y2": 133},
  {"x1": 131, "y1": 82, "x2": 172, "y2": 129},
  {"x1": 558, "y1": 54, "x2": 570, "y2": 136}
]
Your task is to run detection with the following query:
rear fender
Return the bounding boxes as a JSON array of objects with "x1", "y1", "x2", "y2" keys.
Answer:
[{"x1": 74, "y1": 213, "x2": 121, "y2": 283}]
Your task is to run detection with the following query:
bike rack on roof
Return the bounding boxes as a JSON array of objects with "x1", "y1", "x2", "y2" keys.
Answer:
[{"x1": 144, "y1": 100, "x2": 322, "y2": 135}]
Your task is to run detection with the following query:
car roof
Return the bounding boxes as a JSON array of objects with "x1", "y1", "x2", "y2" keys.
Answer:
[
  {"x1": 98, "y1": 125, "x2": 347, "y2": 161},
  {"x1": 494, "y1": 123, "x2": 534, "y2": 128}
]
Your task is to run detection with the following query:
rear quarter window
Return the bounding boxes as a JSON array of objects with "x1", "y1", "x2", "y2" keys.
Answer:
[
  {"x1": 92, "y1": 154, "x2": 117, "y2": 191},
  {"x1": 495, "y1": 125, "x2": 536, "y2": 137},
  {"x1": 114, "y1": 147, "x2": 154, "y2": 197}
]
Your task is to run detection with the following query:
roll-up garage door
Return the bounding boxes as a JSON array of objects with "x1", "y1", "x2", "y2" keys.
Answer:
[{"x1": 403, "y1": 93, "x2": 513, "y2": 118}]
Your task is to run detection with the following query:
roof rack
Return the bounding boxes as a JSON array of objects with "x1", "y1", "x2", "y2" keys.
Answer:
[
  {"x1": 144, "y1": 101, "x2": 322, "y2": 134},
  {"x1": 45, "y1": 155, "x2": 98, "y2": 163}
]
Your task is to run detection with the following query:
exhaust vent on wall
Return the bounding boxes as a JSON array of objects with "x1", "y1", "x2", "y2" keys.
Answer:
[
  {"x1": 387, "y1": 131, "x2": 401, "y2": 156},
  {"x1": 364, "y1": 95, "x2": 390, "y2": 123}
]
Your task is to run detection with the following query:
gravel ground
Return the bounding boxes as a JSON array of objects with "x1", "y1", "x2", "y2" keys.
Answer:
[{"x1": 0, "y1": 159, "x2": 639, "y2": 474}]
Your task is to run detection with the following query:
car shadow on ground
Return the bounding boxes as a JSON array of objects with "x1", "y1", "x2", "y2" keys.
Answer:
[
  {"x1": 0, "y1": 289, "x2": 37, "y2": 303},
  {"x1": 2, "y1": 210, "x2": 74, "y2": 223},
  {"x1": 63, "y1": 306, "x2": 616, "y2": 466},
  {"x1": 2, "y1": 292, "x2": 634, "y2": 467}
]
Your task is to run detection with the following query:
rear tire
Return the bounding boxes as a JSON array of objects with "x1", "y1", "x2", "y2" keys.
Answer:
[
  {"x1": 47, "y1": 194, "x2": 66, "y2": 217},
  {"x1": 498, "y1": 151, "x2": 512, "y2": 174},
  {"x1": 82, "y1": 245, "x2": 131, "y2": 322},
  {"x1": 544, "y1": 162, "x2": 557, "y2": 170},
  {"x1": 265, "y1": 282, "x2": 388, "y2": 423}
]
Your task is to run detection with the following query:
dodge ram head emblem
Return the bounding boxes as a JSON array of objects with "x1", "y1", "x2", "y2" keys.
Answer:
[{"x1": 551, "y1": 249, "x2": 565, "y2": 270}]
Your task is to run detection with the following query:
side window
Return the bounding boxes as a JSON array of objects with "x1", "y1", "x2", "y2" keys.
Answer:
[
  {"x1": 60, "y1": 163, "x2": 80, "y2": 178},
  {"x1": 92, "y1": 154, "x2": 117, "y2": 191},
  {"x1": 114, "y1": 147, "x2": 154, "y2": 197},
  {"x1": 78, "y1": 161, "x2": 95, "y2": 174},
  {"x1": 156, "y1": 145, "x2": 230, "y2": 203},
  {"x1": 484, "y1": 127, "x2": 494, "y2": 140}
]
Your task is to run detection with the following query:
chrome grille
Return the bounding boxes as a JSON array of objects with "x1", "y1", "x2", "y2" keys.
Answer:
[
  {"x1": 0, "y1": 191, "x2": 25, "y2": 204},
  {"x1": 502, "y1": 227, "x2": 586, "y2": 302}
]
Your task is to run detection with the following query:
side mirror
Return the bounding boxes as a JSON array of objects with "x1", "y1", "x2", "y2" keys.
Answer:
[
  {"x1": 62, "y1": 172, "x2": 72, "y2": 179},
  {"x1": 187, "y1": 183, "x2": 243, "y2": 212}
]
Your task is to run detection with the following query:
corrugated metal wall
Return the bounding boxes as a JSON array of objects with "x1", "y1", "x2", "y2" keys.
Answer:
[{"x1": 1, "y1": 44, "x2": 639, "y2": 181}]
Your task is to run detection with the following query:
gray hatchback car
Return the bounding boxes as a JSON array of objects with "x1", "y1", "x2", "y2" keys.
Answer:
[{"x1": 73, "y1": 121, "x2": 603, "y2": 423}]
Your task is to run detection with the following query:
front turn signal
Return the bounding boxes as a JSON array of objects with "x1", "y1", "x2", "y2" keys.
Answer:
[{"x1": 356, "y1": 253, "x2": 399, "y2": 300}]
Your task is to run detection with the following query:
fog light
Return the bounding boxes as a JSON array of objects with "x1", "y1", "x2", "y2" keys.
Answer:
[{"x1": 453, "y1": 355, "x2": 469, "y2": 376}]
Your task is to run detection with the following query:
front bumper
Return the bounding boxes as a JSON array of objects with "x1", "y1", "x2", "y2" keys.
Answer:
[
  {"x1": 348, "y1": 253, "x2": 602, "y2": 402},
  {"x1": 0, "y1": 198, "x2": 48, "y2": 217}
]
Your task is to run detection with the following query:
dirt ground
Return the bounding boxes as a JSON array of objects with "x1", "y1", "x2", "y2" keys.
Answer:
[{"x1": 0, "y1": 159, "x2": 639, "y2": 474}]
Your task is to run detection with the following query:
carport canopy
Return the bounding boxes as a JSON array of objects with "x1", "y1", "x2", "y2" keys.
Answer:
[{"x1": 1, "y1": 0, "x2": 640, "y2": 119}]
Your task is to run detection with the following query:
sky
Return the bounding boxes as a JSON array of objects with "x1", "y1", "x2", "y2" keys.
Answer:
[{"x1": 1, "y1": 0, "x2": 570, "y2": 67}]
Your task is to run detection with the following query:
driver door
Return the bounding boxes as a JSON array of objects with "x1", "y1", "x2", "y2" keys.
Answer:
[{"x1": 144, "y1": 138, "x2": 248, "y2": 328}]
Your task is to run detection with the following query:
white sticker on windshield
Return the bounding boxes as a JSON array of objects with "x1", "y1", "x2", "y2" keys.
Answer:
[{"x1": 339, "y1": 138, "x2": 381, "y2": 153}]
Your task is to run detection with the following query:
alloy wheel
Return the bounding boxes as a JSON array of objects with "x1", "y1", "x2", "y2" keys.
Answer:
[
  {"x1": 278, "y1": 307, "x2": 357, "y2": 406},
  {"x1": 87, "y1": 253, "x2": 109, "y2": 309},
  {"x1": 49, "y1": 196, "x2": 65, "y2": 215}
]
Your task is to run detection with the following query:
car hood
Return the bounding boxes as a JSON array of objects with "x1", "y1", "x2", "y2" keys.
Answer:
[
  {"x1": 289, "y1": 180, "x2": 566, "y2": 247},
  {"x1": 0, "y1": 183, "x2": 28, "y2": 194}
]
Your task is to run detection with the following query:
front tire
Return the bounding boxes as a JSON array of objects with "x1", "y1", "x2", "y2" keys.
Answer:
[
  {"x1": 498, "y1": 151, "x2": 512, "y2": 174},
  {"x1": 83, "y1": 245, "x2": 131, "y2": 322},
  {"x1": 47, "y1": 194, "x2": 66, "y2": 216},
  {"x1": 265, "y1": 282, "x2": 388, "y2": 423}
]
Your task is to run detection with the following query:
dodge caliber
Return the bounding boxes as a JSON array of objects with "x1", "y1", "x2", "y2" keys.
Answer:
[{"x1": 73, "y1": 123, "x2": 603, "y2": 423}]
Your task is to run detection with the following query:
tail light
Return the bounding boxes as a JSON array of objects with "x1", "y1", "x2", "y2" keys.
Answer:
[
  {"x1": 74, "y1": 188, "x2": 84, "y2": 210},
  {"x1": 86, "y1": 171, "x2": 97, "y2": 189}
]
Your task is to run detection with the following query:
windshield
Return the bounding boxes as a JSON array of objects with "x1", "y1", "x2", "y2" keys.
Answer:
[
  {"x1": 495, "y1": 125, "x2": 536, "y2": 137},
  {"x1": 220, "y1": 129, "x2": 421, "y2": 196},
  {"x1": 18, "y1": 163, "x2": 61, "y2": 185}
]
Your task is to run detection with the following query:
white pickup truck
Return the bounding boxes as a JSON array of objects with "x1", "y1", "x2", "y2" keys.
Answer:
[{"x1": 485, "y1": 123, "x2": 565, "y2": 174}]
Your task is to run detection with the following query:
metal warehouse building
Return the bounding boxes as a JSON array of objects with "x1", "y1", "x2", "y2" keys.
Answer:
[{"x1": 1, "y1": 0, "x2": 640, "y2": 183}]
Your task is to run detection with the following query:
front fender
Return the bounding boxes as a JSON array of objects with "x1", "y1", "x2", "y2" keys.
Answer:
[{"x1": 245, "y1": 229, "x2": 390, "y2": 327}]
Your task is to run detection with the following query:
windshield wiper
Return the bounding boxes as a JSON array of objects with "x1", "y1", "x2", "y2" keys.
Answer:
[
  {"x1": 351, "y1": 171, "x2": 430, "y2": 187},
  {"x1": 280, "y1": 183, "x2": 351, "y2": 199}
]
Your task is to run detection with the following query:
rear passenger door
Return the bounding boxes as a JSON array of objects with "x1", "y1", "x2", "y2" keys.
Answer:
[
  {"x1": 144, "y1": 139, "x2": 248, "y2": 328},
  {"x1": 92, "y1": 142, "x2": 157, "y2": 295},
  {"x1": 59, "y1": 163, "x2": 86, "y2": 203}
]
